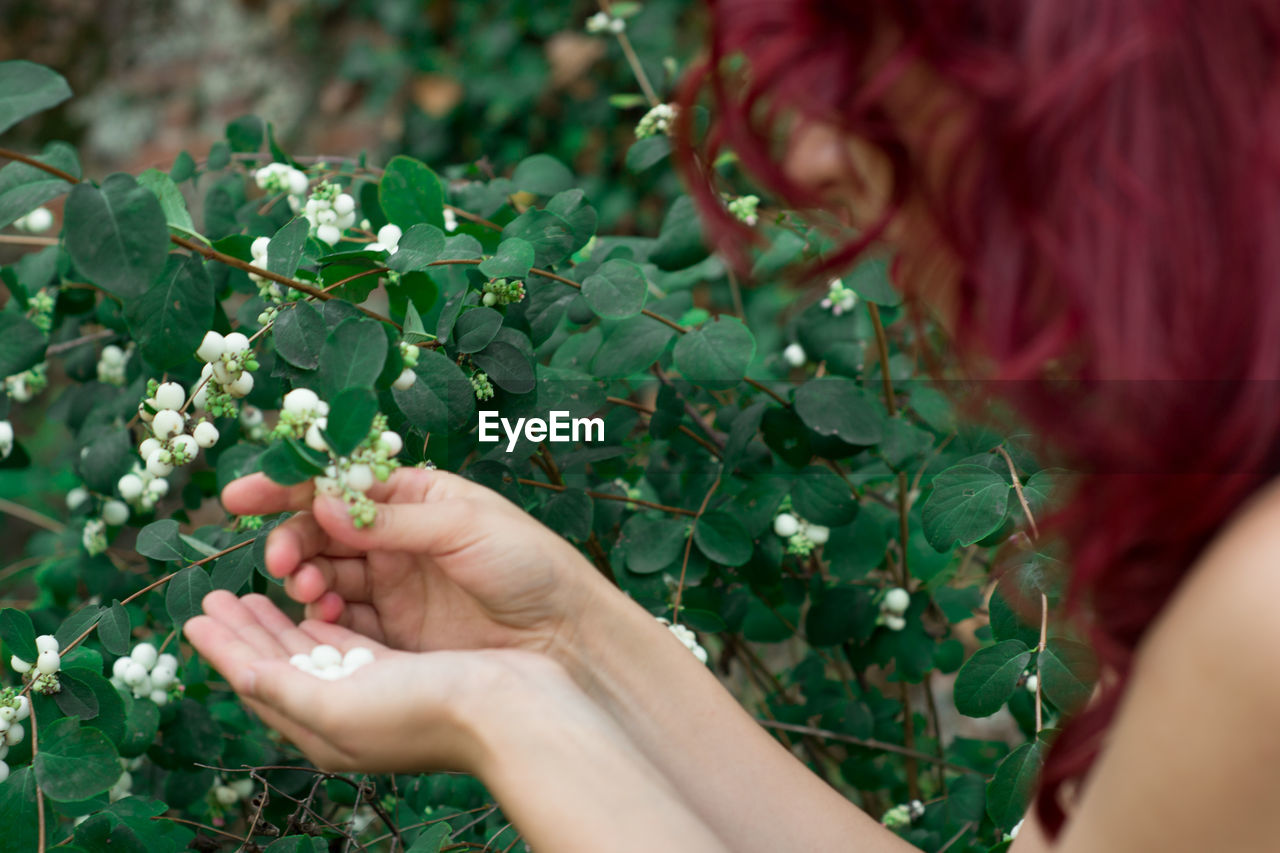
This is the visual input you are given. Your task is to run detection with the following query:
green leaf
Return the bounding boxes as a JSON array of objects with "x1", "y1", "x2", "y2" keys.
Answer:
[
  {"x1": 472, "y1": 340, "x2": 535, "y2": 394},
  {"x1": 620, "y1": 514, "x2": 687, "y2": 574},
  {"x1": 692, "y1": 511, "x2": 753, "y2": 567},
  {"x1": 673, "y1": 316, "x2": 755, "y2": 390},
  {"x1": 266, "y1": 838, "x2": 328, "y2": 853},
  {"x1": 0, "y1": 140, "x2": 79, "y2": 229},
  {"x1": 34, "y1": 717, "x2": 120, "y2": 802},
  {"x1": 64, "y1": 173, "x2": 169, "y2": 299},
  {"x1": 954, "y1": 640, "x2": 1031, "y2": 718},
  {"x1": 379, "y1": 155, "x2": 445, "y2": 229},
  {"x1": 393, "y1": 350, "x2": 476, "y2": 435},
  {"x1": 225, "y1": 114, "x2": 264, "y2": 153},
  {"x1": 401, "y1": 300, "x2": 435, "y2": 345},
  {"x1": 922, "y1": 464, "x2": 1012, "y2": 551},
  {"x1": 165, "y1": 565, "x2": 212, "y2": 627},
  {"x1": 125, "y1": 253, "x2": 213, "y2": 370},
  {"x1": 266, "y1": 217, "x2": 309, "y2": 279},
  {"x1": 387, "y1": 223, "x2": 447, "y2": 273},
  {"x1": 0, "y1": 61, "x2": 71, "y2": 135},
  {"x1": 989, "y1": 575, "x2": 1041, "y2": 647},
  {"x1": 806, "y1": 586, "x2": 877, "y2": 646},
  {"x1": 0, "y1": 607, "x2": 38, "y2": 662},
  {"x1": 452, "y1": 307, "x2": 503, "y2": 353},
  {"x1": 404, "y1": 822, "x2": 451, "y2": 853},
  {"x1": 790, "y1": 465, "x2": 859, "y2": 526},
  {"x1": 169, "y1": 150, "x2": 195, "y2": 182},
  {"x1": 501, "y1": 209, "x2": 575, "y2": 268},
  {"x1": 986, "y1": 740, "x2": 1045, "y2": 831},
  {"x1": 54, "y1": 670, "x2": 101, "y2": 719},
  {"x1": 478, "y1": 237, "x2": 535, "y2": 280},
  {"x1": 135, "y1": 519, "x2": 193, "y2": 563},
  {"x1": 511, "y1": 153, "x2": 575, "y2": 196},
  {"x1": 274, "y1": 300, "x2": 326, "y2": 369},
  {"x1": 591, "y1": 315, "x2": 674, "y2": 378},
  {"x1": 316, "y1": 318, "x2": 388, "y2": 397},
  {"x1": 583, "y1": 258, "x2": 647, "y2": 318},
  {"x1": 651, "y1": 196, "x2": 709, "y2": 271},
  {"x1": 793, "y1": 378, "x2": 884, "y2": 445},
  {"x1": 0, "y1": 313, "x2": 47, "y2": 379},
  {"x1": 97, "y1": 596, "x2": 133, "y2": 650},
  {"x1": 844, "y1": 257, "x2": 900, "y2": 306},
  {"x1": 0, "y1": 767, "x2": 42, "y2": 853},
  {"x1": 324, "y1": 387, "x2": 377, "y2": 456},
  {"x1": 626, "y1": 135, "x2": 672, "y2": 173},
  {"x1": 136, "y1": 167, "x2": 199, "y2": 241},
  {"x1": 1040, "y1": 638, "x2": 1099, "y2": 714},
  {"x1": 118, "y1": 692, "x2": 160, "y2": 758},
  {"x1": 260, "y1": 438, "x2": 327, "y2": 486}
]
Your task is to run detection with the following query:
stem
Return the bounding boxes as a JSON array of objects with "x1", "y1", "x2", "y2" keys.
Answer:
[
  {"x1": 45, "y1": 329, "x2": 116, "y2": 356},
  {"x1": 867, "y1": 302, "x2": 896, "y2": 416},
  {"x1": 598, "y1": 0, "x2": 661, "y2": 106},
  {"x1": 536, "y1": 445, "x2": 616, "y2": 583},
  {"x1": 756, "y1": 720, "x2": 980, "y2": 775},
  {"x1": 32, "y1": 707, "x2": 45, "y2": 853},
  {"x1": 672, "y1": 474, "x2": 721, "y2": 624},
  {"x1": 1036, "y1": 592, "x2": 1048, "y2": 734},
  {"x1": 515, "y1": 477, "x2": 697, "y2": 517},
  {"x1": 0, "y1": 234, "x2": 58, "y2": 246},
  {"x1": 0, "y1": 498, "x2": 65, "y2": 534},
  {"x1": 994, "y1": 444, "x2": 1040, "y2": 540}
]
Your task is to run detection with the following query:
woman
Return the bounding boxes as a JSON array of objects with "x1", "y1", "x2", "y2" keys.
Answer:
[{"x1": 185, "y1": 2, "x2": 1280, "y2": 850}]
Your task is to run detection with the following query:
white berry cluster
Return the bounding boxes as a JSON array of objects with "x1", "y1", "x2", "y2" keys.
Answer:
[
  {"x1": 392, "y1": 340, "x2": 420, "y2": 390},
  {"x1": 289, "y1": 644, "x2": 374, "y2": 680},
  {"x1": 636, "y1": 103, "x2": 677, "y2": 139},
  {"x1": 4, "y1": 363, "x2": 47, "y2": 402},
  {"x1": 0, "y1": 420, "x2": 12, "y2": 461},
  {"x1": 443, "y1": 207, "x2": 459, "y2": 232},
  {"x1": 821, "y1": 278, "x2": 858, "y2": 316},
  {"x1": 109, "y1": 642, "x2": 180, "y2": 706},
  {"x1": 195, "y1": 331, "x2": 258, "y2": 417},
  {"x1": 10, "y1": 634, "x2": 63, "y2": 694},
  {"x1": 247, "y1": 236, "x2": 291, "y2": 307},
  {"x1": 136, "y1": 379, "x2": 221, "y2": 473},
  {"x1": 96, "y1": 343, "x2": 132, "y2": 386},
  {"x1": 298, "y1": 181, "x2": 357, "y2": 247},
  {"x1": 27, "y1": 289, "x2": 55, "y2": 333},
  {"x1": 782, "y1": 342, "x2": 806, "y2": 368},
  {"x1": 772, "y1": 506, "x2": 830, "y2": 556},
  {"x1": 240, "y1": 404, "x2": 269, "y2": 442},
  {"x1": 0, "y1": 688, "x2": 32, "y2": 781},
  {"x1": 255, "y1": 161, "x2": 310, "y2": 200},
  {"x1": 273, "y1": 388, "x2": 405, "y2": 527},
  {"x1": 727, "y1": 194, "x2": 760, "y2": 227},
  {"x1": 585, "y1": 10, "x2": 626, "y2": 33},
  {"x1": 656, "y1": 617, "x2": 708, "y2": 665},
  {"x1": 881, "y1": 799, "x2": 925, "y2": 831},
  {"x1": 470, "y1": 370, "x2": 494, "y2": 401},
  {"x1": 75, "y1": 488, "x2": 131, "y2": 555},
  {"x1": 481, "y1": 278, "x2": 526, "y2": 307},
  {"x1": 365, "y1": 223, "x2": 403, "y2": 255},
  {"x1": 11, "y1": 206, "x2": 53, "y2": 233},
  {"x1": 880, "y1": 586, "x2": 910, "y2": 632}
]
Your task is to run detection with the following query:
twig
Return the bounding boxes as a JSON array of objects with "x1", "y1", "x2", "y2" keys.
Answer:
[
  {"x1": 516, "y1": 478, "x2": 697, "y2": 516},
  {"x1": 994, "y1": 444, "x2": 1040, "y2": 539},
  {"x1": 32, "y1": 709, "x2": 45, "y2": 853},
  {"x1": 598, "y1": 0, "x2": 661, "y2": 106},
  {"x1": 45, "y1": 329, "x2": 116, "y2": 355},
  {"x1": 671, "y1": 473, "x2": 721, "y2": 623},
  {"x1": 757, "y1": 720, "x2": 981, "y2": 775},
  {"x1": 606, "y1": 395, "x2": 722, "y2": 457},
  {"x1": 0, "y1": 498, "x2": 65, "y2": 534}
]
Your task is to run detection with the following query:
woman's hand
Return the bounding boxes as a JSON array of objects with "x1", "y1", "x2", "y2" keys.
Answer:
[
  {"x1": 182, "y1": 590, "x2": 573, "y2": 774},
  {"x1": 220, "y1": 468, "x2": 605, "y2": 659}
]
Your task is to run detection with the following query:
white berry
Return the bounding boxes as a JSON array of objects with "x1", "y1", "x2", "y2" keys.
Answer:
[
  {"x1": 0, "y1": 708, "x2": 12, "y2": 724},
  {"x1": 783, "y1": 343, "x2": 806, "y2": 367},
  {"x1": 773, "y1": 513, "x2": 800, "y2": 538},
  {"x1": 13, "y1": 696, "x2": 29, "y2": 721},
  {"x1": 333, "y1": 194, "x2": 355, "y2": 216},
  {"x1": 376, "y1": 223, "x2": 402, "y2": 248},
  {"x1": 193, "y1": 421, "x2": 220, "y2": 448},
  {"x1": 807, "y1": 524, "x2": 830, "y2": 545},
  {"x1": 151, "y1": 409, "x2": 183, "y2": 440},
  {"x1": 23, "y1": 206, "x2": 53, "y2": 232},
  {"x1": 36, "y1": 634, "x2": 59, "y2": 654},
  {"x1": 345, "y1": 464, "x2": 375, "y2": 493},
  {"x1": 342, "y1": 647, "x2": 374, "y2": 672},
  {"x1": 123, "y1": 660, "x2": 149, "y2": 686},
  {"x1": 146, "y1": 449, "x2": 173, "y2": 478},
  {"x1": 228, "y1": 371, "x2": 255, "y2": 398},
  {"x1": 197, "y1": 330, "x2": 226, "y2": 362},
  {"x1": 66, "y1": 487, "x2": 90, "y2": 510},
  {"x1": 310, "y1": 645, "x2": 342, "y2": 668},
  {"x1": 884, "y1": 614, "x2": 906, "y2": 632},
  {"x1": 117, "y1": 474, "x2": 144, "y2": 501},
  {"x1": 884, "y1": 587, "x2": 911, "y2": 615},
  {"x1": 1025, "y1": 674, "x2": 1039, "y2": 693},
  {"x1": 8, "y1": 655, "x2": 29, "y2": 674},
  {"x1": 304, "y1": 421, "x2": 329, "y2": 453},
  {"x1": 36, "y1": 649, "x2": 60, "y2": 675},
  {"x1": 283, "y1": 388, "x2": 319, "y2": 416},
  {"x1": 131, "y1": 643, "x2": 157, "y2": 670},
  {"x1": 102, "y1": 499, "x2": 129, "y2": 526},
  {"x1": 138, "y1": 437, "x2": 162, "y2": 460},
  {"x1": 392, "y1": 368, "x2": 416, "y2": 390},
  {"x1": 316, "y1": 224, "x2": 341, "y2": 246},
  {"x1": 223, "y1": 332, "x2": 250, "y2": 354},
  {"x1": 5, "y1": 723, "x2": 24, "y2": 746},
  {"x1": 378, "y1": 431, "x2": 403, "y2": 456},
  {"x1": 154, "y1": 382, "x2": 186, "y2": 411}
]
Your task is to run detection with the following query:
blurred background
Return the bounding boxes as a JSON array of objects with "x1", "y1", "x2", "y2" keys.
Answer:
[{"x1": 0, "y1": 0, "x2": 702, "y2": 230}]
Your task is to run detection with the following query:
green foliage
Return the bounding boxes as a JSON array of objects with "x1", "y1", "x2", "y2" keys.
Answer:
[{"x1": 0, "y1": 16, "x2": 1096, "y2": 849}]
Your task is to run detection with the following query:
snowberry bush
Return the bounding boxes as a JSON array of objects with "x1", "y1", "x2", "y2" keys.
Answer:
[{"x1": 0, "y1": 12, "x2": 1096, "y2": 851}]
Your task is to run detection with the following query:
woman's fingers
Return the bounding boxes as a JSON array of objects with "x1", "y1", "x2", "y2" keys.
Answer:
[
  {"x1": 198, "y1": 590, "x2": 292, "y2": 660},
  {"x1": 311, "y1": 491, "x2": 482, "y2": 556},
  {"x1": 285, "y1": 555, "x2": 371, "y2": 605},
  {"x1": 238, "y1": 593, "x2": 322, "y2": 656},
  {"x1": 221, "y1": 474, "x2": 317, "y2": 516},
  {"x1": 297, "y1": 617, "x2": 391, "y2": 654}
]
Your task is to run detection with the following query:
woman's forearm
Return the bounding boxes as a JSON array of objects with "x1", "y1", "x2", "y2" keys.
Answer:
[
  {"x1": 556, "y1": 580, "x2": 910, "y2": 853},
  {"x1": 473, "y1": 675, "x2": 728, "y2": 853}
]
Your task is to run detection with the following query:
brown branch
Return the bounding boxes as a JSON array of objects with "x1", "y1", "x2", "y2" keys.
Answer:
[
  {"x1": 756, "y1": 720, "x2": 981, "y2": 775},
  {"x1": 515, "y1": 478, "x2": 697, "y2": 516},
  {"x1": 994, "y1": 444, "x2": 1040, "y2": 540},
  {"x1": 672, "y1": 474, "x2": 721, "y2": 624},
  {"x1": 0, "y1": 498, "x2": 64, "y2": 534},
  {"x1": 605, "y1": 395, "x2": 722, "y2": 457}
]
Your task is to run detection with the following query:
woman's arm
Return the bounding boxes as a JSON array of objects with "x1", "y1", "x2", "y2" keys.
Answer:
[{"x1": 555, "y1": 579, "x2": 913, "y2": 853}]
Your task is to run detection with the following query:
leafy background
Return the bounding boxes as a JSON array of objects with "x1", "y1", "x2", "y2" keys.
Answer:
[{"x1": 0, "y1": 2, "x2": 1094, "y2": 851}]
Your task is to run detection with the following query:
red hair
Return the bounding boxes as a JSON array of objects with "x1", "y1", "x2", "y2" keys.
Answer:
[{"x1": 682, "y1": 0, "x2": 1280, "y2": 835}]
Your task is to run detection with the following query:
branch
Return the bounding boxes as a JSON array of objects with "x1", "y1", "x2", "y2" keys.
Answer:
[{"x1": 672, "y1": 473, "x2": 721, "y2": 623}]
